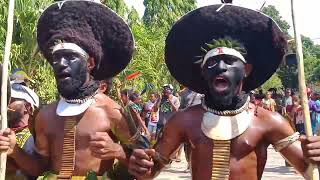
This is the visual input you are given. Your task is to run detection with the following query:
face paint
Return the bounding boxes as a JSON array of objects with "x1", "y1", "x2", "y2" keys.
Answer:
[
  {"x1": 202, "y1": 54, "x2": 246, "y2": 107},
  {"x1": 8, "y1": 100, "x2": 25, "y2": 127},
  {"x1": 52, "y1": 49, "x2": 89, "y2": 99}
]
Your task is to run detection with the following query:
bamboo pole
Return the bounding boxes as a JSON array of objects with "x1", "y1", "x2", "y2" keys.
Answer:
[
  {"x1": 0, "y1": 0, "x2": 15, "y2": 179},
  {"x1": 291, "y1": 0, "x2": 319, "y2": 179}
]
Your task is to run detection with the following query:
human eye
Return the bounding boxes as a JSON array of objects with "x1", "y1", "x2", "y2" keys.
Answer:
[
  {"x1": 224, "y1": 58, "x2": 235, "y2": 65},
  {"x1": 206, "y1": 59, "x2": 217, "y2": 69}
]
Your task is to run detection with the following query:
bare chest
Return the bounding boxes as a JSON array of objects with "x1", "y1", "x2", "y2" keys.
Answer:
[
  {"x1": 46, "y1": 114, "x2": 112, "y2": 174},
  {"x1": 186, "y1": 122, "x2": 268, "y2": 180}
]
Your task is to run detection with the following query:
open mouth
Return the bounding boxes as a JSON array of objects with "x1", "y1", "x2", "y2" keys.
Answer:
[
  {"x1": 57, "y1": 72, "x2": 70, "y2": 79},
  {"x1": 213, "y1": 76, "x2": 230, "y2": 92}
]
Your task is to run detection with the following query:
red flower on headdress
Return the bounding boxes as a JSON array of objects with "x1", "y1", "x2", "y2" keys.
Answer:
[{"x1": 125, "y1": 72, "x2": 141, "y2": 80}]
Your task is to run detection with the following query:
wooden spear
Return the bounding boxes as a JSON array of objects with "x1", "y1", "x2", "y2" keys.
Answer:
[
  {"x1": 291, "y1": 0, "x2": 319, "y2": 179},
  {"x1": 0, "y1": 0, "x2": 15, "y2": 179}
]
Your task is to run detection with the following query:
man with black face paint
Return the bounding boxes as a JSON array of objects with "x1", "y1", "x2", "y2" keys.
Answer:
[
  {"x1": 6, "y1": 83, "x2": 39, "y2": 180},
  {"x1": 128, "y1": 4, "x2": 320, "y2": 180},
  {"x1": 0, "y1": 1, "x2": 148, "y2": 179}
]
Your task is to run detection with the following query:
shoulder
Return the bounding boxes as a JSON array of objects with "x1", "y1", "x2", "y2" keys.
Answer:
[
  {"x1": 254, "y1": 105, "x2": 294, "y2": 143},
  {"x1": 92, "y1": 93, "x2": 123, "y2": 118},
  {"x1": 36, "y1": 102, "x2": 58, "y2": 124},
  {"x1": 166, "y1": 105, "x2": 203, "y2": 127},
  {"x1": 255, "y1": 106, "x2": 288, "y2": 128}
]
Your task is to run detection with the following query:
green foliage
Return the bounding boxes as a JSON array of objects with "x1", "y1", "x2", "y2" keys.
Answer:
[
  {"x1": 261, "y1": 73, "x2": 284, "y2": 92},
  {"x1": 127, "y1": 7, "x2": 141, "y2": 26},
  {"x1": 203, "y1": 38, "x2": 247, "y2": 55},
  {"x1": 263, "y1": 5, "x2": 320, "y2": 89},
  {"x1": 116, "y1": 24, "x2": 178, "y2": 93},
  {"x1": 1, "y1": 0, "x2": 56, "y2": 104},
  {"x1": 143, "y1": 0, "x2": 196, "y2": 29},
  {"x1": 262, "y1": 5, "x2": 290, "y2": 35},
  {"x1": 104, "y1": 0, "x2": 128, "y2": 18}
]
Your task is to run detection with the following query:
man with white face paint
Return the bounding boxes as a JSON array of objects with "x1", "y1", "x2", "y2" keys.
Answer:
[
  {"x1": 0, "y1": 0, "x2": 148, "y2": 179},
  {"x1": 129, "y1": 4, "x2": 320, "y2": 180}
]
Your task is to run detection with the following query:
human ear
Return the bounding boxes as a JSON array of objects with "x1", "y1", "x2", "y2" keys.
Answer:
[
  {"x1": 244, "y1": 64, "x2": 252, "y2": 77},
  {"x1": 87, "y1": 57, "x2": 96, "y2": 71}
]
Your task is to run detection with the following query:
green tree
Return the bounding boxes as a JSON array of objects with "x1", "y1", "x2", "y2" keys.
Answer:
[
  {"x1": 127, "y1": 7, "x2": 141, "y2": 27},
  {"x1": 263, "y1": 5, "x2": 320, "y2": 89},
  {"x1": 104, "y1": 0, "x2": 128, "y2": 18},
  {"x1": 261, "y1": 73, "x2": 284, "y2": 92},
  {"x1": 1, "y1": 0, "x2": 57, "y2": 104},
  {"x1": 143, "y1": 0, "x2": 196, "y2": 29},
  {"x1": 262, "y1": 5, "x2": 290, "y2": 35}
]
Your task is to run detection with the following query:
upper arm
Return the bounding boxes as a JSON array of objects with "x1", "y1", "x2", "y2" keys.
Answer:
[
  {"x1": 265, "y1": 112, "x2": 308, "y2": 175},
  {"x1": 34, "y1": 110, "x2": 50, "y2": 158},
  {"x1": 108, "y1": 107, "x2": 135, "y2": 144},
  {"x1": 155, "y1": 113, "x2": 185, "y2": 160}
]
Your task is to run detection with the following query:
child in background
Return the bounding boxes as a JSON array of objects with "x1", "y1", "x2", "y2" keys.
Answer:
[{"x1": 292, "y1": 97, "x2": 305, "y2": 135}]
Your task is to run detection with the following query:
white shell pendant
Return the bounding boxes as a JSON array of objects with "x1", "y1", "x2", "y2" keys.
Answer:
[{"x1": 201, "y1": 110, "x2": 252, "y2": 140}]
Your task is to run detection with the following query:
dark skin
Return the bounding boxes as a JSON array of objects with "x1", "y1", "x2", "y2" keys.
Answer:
[
  {"x1": 0, "y1": 49, "x2": 133, "y2": 176},
  {"x1": 6, "y1": 98, "x2": 33, "y2": 175},
  {"x1": 128, "y1": 55, "x2": 320, "y2": 179}
]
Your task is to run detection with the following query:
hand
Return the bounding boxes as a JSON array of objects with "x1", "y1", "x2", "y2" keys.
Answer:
[
  {"x1": 89, "y1": 132, "x2": 125, "y2": 160},
  {"x1": 128, "y1": 149, "x2": 155, "y2": 179},
  {"x1": 300, "y1": 135, "x2": 320, "y2": 164},
  {"x1": 0, "y1": 128, "x2": 16, "y2": 156}
]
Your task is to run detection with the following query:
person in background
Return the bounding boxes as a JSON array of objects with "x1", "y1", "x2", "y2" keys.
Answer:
[
  {"x1": 309, "y1": 93, "x2": 320, "y2": 135},
  {"x1": 179, "y1": 87, "x2": 202, "y2": 109},
  {"x1": 156, "y1": 84, "x2": 180, "y2": 141},
  {"x1": 292, "y1": 97, "x2": 305, "y2": 135},
  {"x1": 262, "y1": 90, "x2": 276, "y2": 112},
  {"x1": 128, "y1": 91, "x2": 150, "y2": 137},
  {"x1": 254, "y1": 89, "x2": 265, "y2": 107},
  {"x1": 120, "y1": 89, "x2": 131, "y2": 106},
  {"x1": 6, "y1": 83, "x2": 39, "y2": 180},
  {"x1": 143, "y1": 92, "x2": 160, "y2": 142},
  {"x1": 282, "y1": 88, "x2": 293, "y2": 115}
]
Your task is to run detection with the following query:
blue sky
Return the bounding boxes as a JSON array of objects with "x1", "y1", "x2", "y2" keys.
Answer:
[{"x1": 124, "y1": 0, "x2": 320, "y2": 44}]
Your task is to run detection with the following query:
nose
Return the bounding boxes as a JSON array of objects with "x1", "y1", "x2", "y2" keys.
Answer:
[
  {"x1": 54, "y1": 57, "x2": 68, "y2": 70},
  {"x1": 216, "y1": 60, "x2": 227, "y2": 73}
]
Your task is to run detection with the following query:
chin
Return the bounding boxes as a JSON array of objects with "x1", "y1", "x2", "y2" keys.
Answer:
[
  {"x1": 57, "y1": 83, "x2": 81, "y2": 99},
  {"x1": 208, "y1": 87, "x2": 234, "y2": 105}
]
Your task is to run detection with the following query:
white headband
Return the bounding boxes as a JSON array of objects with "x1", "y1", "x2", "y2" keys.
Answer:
[
  {"x1": 201, "y1": 47, "x2": 246, "y2": 68},
  {"x1": 52, "y1": 43, "x2": 89, "y2": 60}
]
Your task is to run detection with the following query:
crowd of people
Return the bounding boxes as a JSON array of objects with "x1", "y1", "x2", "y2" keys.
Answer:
[{"x1": 250, "y1": 88, "x2": 320, "y2": 136}]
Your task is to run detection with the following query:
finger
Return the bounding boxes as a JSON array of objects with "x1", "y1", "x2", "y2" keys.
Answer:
[
  {"x1": 135, "y1": 158, "x2": 154, "y2": 168},
  {"x1": 0, "y1": 146, "x2": 10, "y2": 150},
  {"x1": 308, "y1": 156, "x2": 320, "y2": 164},
  {"x1": 2, "y1": 128, "x2": 11, "y2": 137},
  {"x1": 305, "y1": 141, "x2": 320, "y2": 150},
  {"x1": 132, "y1": 149, "x2": 152, "y2": 160},
  {"x1": 0, "y1": 136, "x2": 10, "y2": 142},
  {"x1": 90, "y1": 147, "x2": 107, "y2": 155},
  {"x1": 306, "y1": 149, "x2": 320, "y2": 157},
  {"x1": 145, "y1": 149, "x2": 156, "y2": 157},
  {"x1": 91, "y1": 152, "x2": 113, "y2": 160},
  {"x1": 305, "y1": 136, "x2": 320, "y2": 143},
  {"x1": 0, "y1": 141, "x2": 10, "y2": 146},
  {"x1": 89, "y1": 141, "x2": 107, "y2": 148},
  {"x1": 129, "y1": 162, "x2": 150, "y2": 175},
  {"x1": 130, "y1": 155, "x2": 154, "y2": 168}
]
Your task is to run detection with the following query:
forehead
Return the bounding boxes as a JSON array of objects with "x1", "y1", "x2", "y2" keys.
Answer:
[
  {"x1": 53, "y1": 49, "x2": 81, "y2": 56},
  {"x1": 9, "y1": 98, "x2": 25, "y2": 105},
  {"x1": 208, "y1": 54, "x2": 244, "y2": 63}
]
